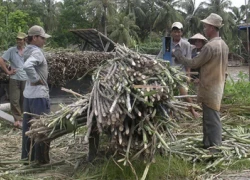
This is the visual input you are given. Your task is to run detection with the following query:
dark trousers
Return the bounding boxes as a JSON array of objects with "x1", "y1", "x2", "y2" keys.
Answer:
[
  {"x1": 202, "y1": 103, "x2": 222, "y2": 148},
  {"x1": 21, "y1": 98, "x2": 50, "y2": 164},
  {"x1": 9, "y1": 79, "x2": 25, "y2": 121}
]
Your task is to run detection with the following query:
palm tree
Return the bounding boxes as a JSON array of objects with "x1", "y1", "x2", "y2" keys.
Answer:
[
  {"x1": 87, "y1": 0, "x2": 117, "y2": 36},
  {"x1": 201, "y1": 0, "x2": 232, "y2": 15},
  {"x1": 153, "y1": 0, "x2": 183, "y2": 33},
  {"x1": 229, "y1": 5, "x2": 246, "y2": 25},
  {"x1": 107, "y1": 13, "x2": 139, "y2": 46},
  {"x1": 229, "y1": 5, "x2": 248, "y2": 54},
  {"x1": 121, "y1": 0, "x2": 158, "y2": 42},
  {"x1": 41, "y1": 0, "x2": 61, "y2": 32},
  {"x1": 179, "y1": 0, "x2": 204, "y2": 37}
]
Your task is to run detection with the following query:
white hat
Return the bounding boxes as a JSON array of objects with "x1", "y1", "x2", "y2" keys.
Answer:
[
  {"x1": 28, "y1": 25, "x2": 51, "y2": 38},
  {"x1": 171, "y1": 22, "x2": 183, "y2": 29},
  {"x1": 201, "y1": 13, "x2": 224, "y2": 28},
  {"x1": 188, "y1": 33, "x2": 208, "y2": 42}
]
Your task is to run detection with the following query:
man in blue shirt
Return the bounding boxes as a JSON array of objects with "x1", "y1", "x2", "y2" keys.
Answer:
[{"x1": 0, "y1": 32, "x2": 27, "y2": 128}]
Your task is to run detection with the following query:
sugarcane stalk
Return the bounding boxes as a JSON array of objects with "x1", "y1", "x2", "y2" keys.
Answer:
[
  {"x1": 61, "y1": 87, "x2": 84, "y2": 98},
  {"x1": 109, "y1": 94, "x2": 121, "y2": 113},
  {"x1": 140, "y1": 162, "x2": 151, "y2": 180}
]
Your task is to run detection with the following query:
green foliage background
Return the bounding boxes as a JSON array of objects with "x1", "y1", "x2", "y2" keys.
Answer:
[{"x1": 0, "y1": 0, "x2": 248, "y2": 56}]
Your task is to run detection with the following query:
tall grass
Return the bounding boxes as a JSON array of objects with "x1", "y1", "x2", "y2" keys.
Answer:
[{"x1": 74, "y1": 155, "x2": 195, "y2": 180}]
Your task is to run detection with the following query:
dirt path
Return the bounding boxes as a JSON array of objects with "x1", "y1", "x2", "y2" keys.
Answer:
[{"x1": 227, "y1": 66, "x2": 249, "y2": 81}]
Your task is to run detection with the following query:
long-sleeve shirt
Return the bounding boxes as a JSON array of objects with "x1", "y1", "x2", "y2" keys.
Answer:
[
  {"x1": 174, "y1": 37, "x2": 229, "y2": 111},
  {"x1": 23, "y1": 45, "x2": 49, "y2": 99},
  {"x1": 171, "y1": 38, "x2": 192, "y2": 72},
  {"x1": 156, "y1": 38, "x2": 191, "y2": 72}
]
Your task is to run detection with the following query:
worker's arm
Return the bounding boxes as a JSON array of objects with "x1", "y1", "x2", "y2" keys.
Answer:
[
  {"x1": 23, "y1": 51, "x2": 44, "y2": 84},
  {"x1": 173, "y1": 45, "x2": 212, "y2": 69},
  {"x1": 185, "y1": 44, "x2": 192, "y2": 80},
  {"x1": 0, "y1": 57, "x2": 16, "y2": 75},
  {"x1": 185, "y1": 44, "x2": 192, "y2": 82},
  {"x1": 1, "y1": 48, "x2": 16, "y2": 75}
]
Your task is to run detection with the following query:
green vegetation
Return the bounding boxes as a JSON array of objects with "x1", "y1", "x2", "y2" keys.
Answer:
[
  {"x1": 0, "y1": 0, "x2": 248, "y2": 56},
  {"x1": 223, "y1": 72, "x2": 250, "y2": 105},
  {"x1": 73, "y1": 155, "x2": 195, "y2": 180}
]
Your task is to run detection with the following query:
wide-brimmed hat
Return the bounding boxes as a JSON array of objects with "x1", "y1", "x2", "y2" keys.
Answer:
[
  {"x1": 188, "y1": 33, "x2": 208, "y2": 43},
  {"x1": 28, "y1": 25, "x2": 51, "y2": 38},
  {"x1": 201, "y1": 13, "x2": 224, "y2": 28},
  {"x1": 171, "y1": 22, "x2": 183, "y2": 30},
  {"x1": 16, "y1": 32, "x2": 27, "y2": 39}
]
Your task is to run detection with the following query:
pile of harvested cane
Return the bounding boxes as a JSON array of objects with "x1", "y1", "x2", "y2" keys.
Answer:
[
  {"x1": 169, "y1": 124, "x2": 250, "y2": 171},
  {"x1": 0, "y1": 51, "x2": 115, "y2": 86},
  {"x1": 26, "y1": 45, "x2": 201, "y2": 179},
  {"x1": 46, "y1": 51, "x2": 114, "y2": 86}
]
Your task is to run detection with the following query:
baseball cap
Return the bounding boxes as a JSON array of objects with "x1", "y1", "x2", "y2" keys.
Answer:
[
  {"x1": 171, "y1": 22, "x2": 183, "y2": 30},
  {"x1": 28, "y1": 25, "x2": 51, "y2": 38},
  {"x1": 16, "y1": 32, "x2": 27, "y2": 39}
]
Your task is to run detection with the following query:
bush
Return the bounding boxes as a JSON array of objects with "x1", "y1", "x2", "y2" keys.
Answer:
[
  {"x1": 138, "y1": 41, "x2": 162, "y2": 55},
  {"x1": 223, "y1": 72, "x2": 250, "y2": 105}
]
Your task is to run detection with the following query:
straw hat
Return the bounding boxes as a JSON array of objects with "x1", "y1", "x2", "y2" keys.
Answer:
[
  {"x1": 201, "y1": 13, "x2": 224, "y2": 28},
  {"x1": 16, "y1": 32, "x2": 27, "y2": 39},
  {"x1": 188, "y1": 33, "x2": 208, "y2": 43}
]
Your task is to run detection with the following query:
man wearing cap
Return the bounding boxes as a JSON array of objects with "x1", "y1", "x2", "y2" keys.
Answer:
[
  {"x1": 170, "y1": 22, "x2": 200, "y2": 118},
  {"x1": 173, "y1": 13, "x2": 229, "y2": 151},
  {"x1": 22, "y1": 25, "x2": 51, "y2": 164},
  {"x1": 0, "y1": 32, "x2": 28, "y2": 128}
]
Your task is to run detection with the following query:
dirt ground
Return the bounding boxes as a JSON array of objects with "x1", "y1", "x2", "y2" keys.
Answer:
[{"x1": 227, "y1": 66, "x2": 249, "y2": 81}]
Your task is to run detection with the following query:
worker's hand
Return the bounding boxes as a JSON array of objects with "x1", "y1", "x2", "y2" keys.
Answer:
[
  {"x1": 172, "y1": 49, "x2": 183, "y2": 63},
  {"x1": 7, "y1": 68, "x2": 16, "y2": 75},
  {"x1": 193, "y1": 78, "x2": 200, "y2": 84},
  {"x1": 31, "y1": 79, "x2": 44, "y2": 86}
]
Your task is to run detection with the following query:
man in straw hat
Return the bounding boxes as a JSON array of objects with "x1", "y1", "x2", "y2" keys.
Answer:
[
  {"x1": 0, "y1": 32, "x2": 28, "y2": 128},
  {"x1": 22, "y1": 25, "x2": 51, "y2": 164},
  {"x1": 173, "y1": 13, "x2": 229, "y2": 152}
]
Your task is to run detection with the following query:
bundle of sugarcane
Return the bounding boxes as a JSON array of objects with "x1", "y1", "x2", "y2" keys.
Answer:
[
  {"x1": 26, "y1": 44, "x2": 200, "y2": 178},
  {"x1": 0, "y1": 51, "x2": 115, "y2": 86},
  {"x1": 25, "y1": 89, "x2": 90, "y2": 142},
  {"x1": 46, "y1": 51, "x2": 115, "y2": 86}
]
